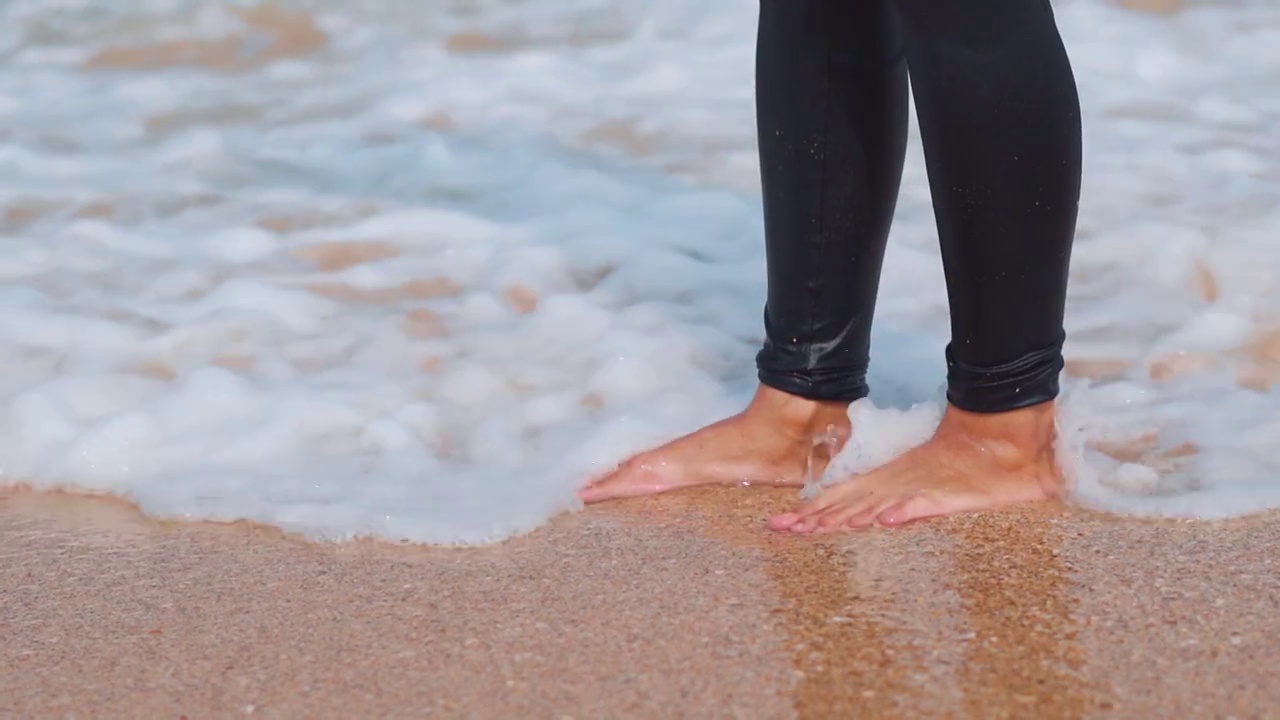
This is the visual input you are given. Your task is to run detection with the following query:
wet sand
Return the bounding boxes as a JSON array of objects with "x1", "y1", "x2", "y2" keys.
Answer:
[{"x1": 3, "y1": 488, "x2": 1278, "y2": 719}]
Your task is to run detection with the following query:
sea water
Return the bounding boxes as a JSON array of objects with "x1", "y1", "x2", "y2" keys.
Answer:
[{"x1": 0, "y1": 0, "x2": 1277, "y2": 544}]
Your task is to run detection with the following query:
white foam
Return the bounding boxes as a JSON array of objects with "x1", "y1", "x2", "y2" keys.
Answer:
[
  {"x1": 0, "y1": 0, "x2": 1277, "y2": 544},
  {"x1": 804, "y1": 399, "x2": 943, "y2": 499}
]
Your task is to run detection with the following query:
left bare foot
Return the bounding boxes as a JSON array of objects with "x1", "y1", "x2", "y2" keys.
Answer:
[{"x1": 766, "y1": 402, "x2": 1061, "y2": 533}]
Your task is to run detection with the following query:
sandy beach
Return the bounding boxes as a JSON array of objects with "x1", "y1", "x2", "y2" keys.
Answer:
[
  {"x1": 4, "y1": 488, "x2": 1278, "y2": 719},
  {"x1": 2, "y1": 0, "x2": 1279, "y2": 716}
]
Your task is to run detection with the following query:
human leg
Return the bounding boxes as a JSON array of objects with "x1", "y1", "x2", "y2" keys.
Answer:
[
  {"x1": 579, "y1": 0, "x2": 909, "y2": 503},
  {"x1": 753, "y1": 0, "x2": 909, "y2": 402},
  {"x1": 769, "y1": 0, "x2": 1083, "y2": 531}
]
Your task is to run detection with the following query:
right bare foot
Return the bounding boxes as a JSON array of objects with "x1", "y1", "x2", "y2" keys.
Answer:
[{"x1": 578, "y1": 385, "x2": 851, "y2": 504}]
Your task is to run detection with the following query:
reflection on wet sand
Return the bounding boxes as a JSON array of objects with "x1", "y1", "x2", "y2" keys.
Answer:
[
  {"x1": 607, "y1": 488, "x2": 1119, "y2": 719},
  {"x1": 606, "y1": 488, "x2": 934, "y2": 718},
  {"x1": 767, "y1": 540, "x2": 909, "y2": 719},
  {"x1": 946, "y1": 509, "x2": 1111, "y2": 719}
]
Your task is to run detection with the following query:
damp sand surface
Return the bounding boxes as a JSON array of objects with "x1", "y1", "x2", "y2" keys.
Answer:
[{"x1": 3, "y1": 488, "x2": 1278, "y2": 719}]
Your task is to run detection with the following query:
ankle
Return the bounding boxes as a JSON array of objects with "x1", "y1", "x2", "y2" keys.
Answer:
[
  {"x1": 937, "y1": 401, "x2": 1057, "y2": 466},
  {"x1": 747, "y1": 385, "x2": 851, "y2": 438}
]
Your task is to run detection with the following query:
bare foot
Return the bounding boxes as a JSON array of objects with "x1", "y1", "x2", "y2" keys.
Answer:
[
  {"x1": 767, "y1": 402, "x2": 1061, "y2": 533},
  {"x1": 578, "y1": 385, "x2": 851, "y2": 504}
]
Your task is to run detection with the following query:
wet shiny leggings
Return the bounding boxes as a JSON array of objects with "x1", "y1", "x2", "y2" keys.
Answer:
[{"x1": 753, "y1": 0, "x2": 1082, "y2": 413}]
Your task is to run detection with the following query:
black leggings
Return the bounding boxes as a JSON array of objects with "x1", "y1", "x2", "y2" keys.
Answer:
[{"x1": 753, "y1": 0, "x2": 1082, "y2": 413}]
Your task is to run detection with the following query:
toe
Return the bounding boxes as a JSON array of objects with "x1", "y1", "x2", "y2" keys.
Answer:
[
  {"x1": 877, "y1": 495, "x2": 943, "y2": 527},
  {"x1": 577, "y1": 465, "x2": 620, "y2": 502},
  {"x1": 578, "y1": 463, "x2": 621, "y2": 492},
  {"x1": 765, "y1": 512, "x2": 803, "y2": 531},
  {"x1": 577, "y1": 462, "x2": 671, "y2": 504},
  {"x1": 849, "y1": 490, "x2": 920, "y2": 528},
  {"x1": 767, "y1": 502, "x2": 826, "y2": 534},
  {"x1": 577, "y1": 480, "x2": 620, "y2": 504},
  {"x1": 813, "y1": 494, "x2": 875, "y2": 532},
  {"x1": 843, "y1": 504, "x2": 884, "y2": 529},
  {"x1": 790, "y1": 513, "x2": 824, "y2": 534},
  {"x1": 768, "y1": 486, "x2": 847, "y2": 533},
  {"x1": 813, "y1": 507, "x2": 848, "y2": 532}
]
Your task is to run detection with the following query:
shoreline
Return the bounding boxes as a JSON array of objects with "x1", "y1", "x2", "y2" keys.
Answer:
[{"x1": 2, "y1": 471, "x2": 1266, "y2": 549}]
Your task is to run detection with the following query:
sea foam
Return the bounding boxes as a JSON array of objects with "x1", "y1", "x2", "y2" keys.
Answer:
[{"x1": 0, "y1": 0, "x2": 1277, "y2": 544}]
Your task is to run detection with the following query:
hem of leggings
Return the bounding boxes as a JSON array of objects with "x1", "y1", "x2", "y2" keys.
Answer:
[
  {"x1": 944, "y1": 337, "x2": 1065, "y2": 414},
  {"x1": 945, "y1": 385, "x2": 1060, "y2": 414},
  {"x1": 756, "y1": 368, "x2": 870, "y2": 403}
]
